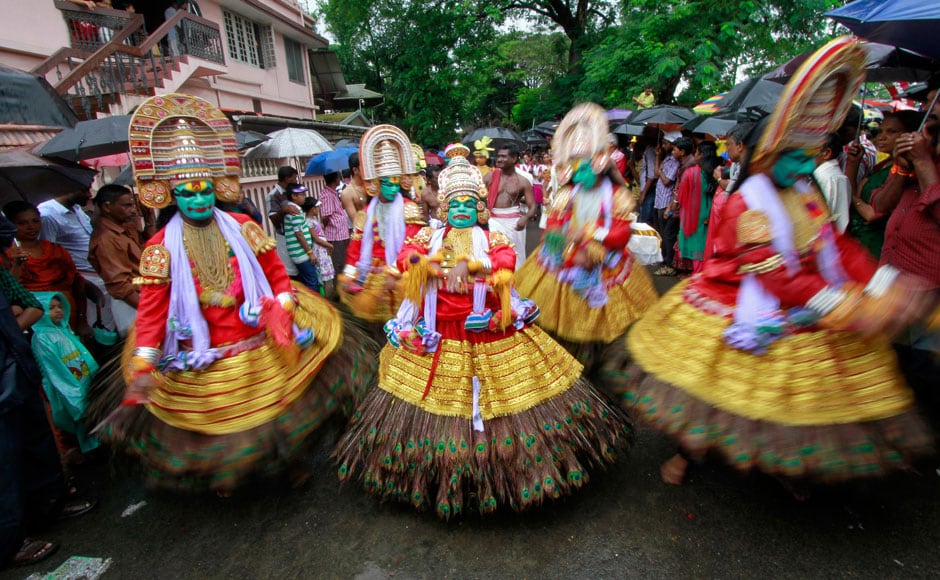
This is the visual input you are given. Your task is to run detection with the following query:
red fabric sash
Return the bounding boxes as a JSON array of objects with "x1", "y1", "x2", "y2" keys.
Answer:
[
  {"x1": 678, "y1": 166, "x2": 703, "y2": 238},
  {"x1": 487, "y1": 168, "x2": 502, "y2": 210}
]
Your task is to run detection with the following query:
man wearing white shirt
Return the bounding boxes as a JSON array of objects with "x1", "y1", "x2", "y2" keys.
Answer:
[
  {"x1": 38, "y1": 189, "x2": 115, "y2": 329},
  {"x1": 813, "y1": 133, "x2": 851, "y2": 234}
]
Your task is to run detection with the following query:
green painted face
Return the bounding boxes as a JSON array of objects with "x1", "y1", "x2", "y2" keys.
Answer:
[
  {"x1": 380, "y1": 177, "x2": 400, "y2": 202},
  {"x1": 571, "y1": 160, "x2": 597, "y2": 190},
  {"x1": 771, "y1": 149, "x2": 817, "y2": 188},
  {"x1": 173, "y1": 180, "x2": 216, "y2": 221},
  {"x1": 447, "y1": 196, "x2": 478, "y2": 229}
]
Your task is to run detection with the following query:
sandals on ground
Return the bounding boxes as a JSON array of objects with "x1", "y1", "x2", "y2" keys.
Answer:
[
  {"x1": 653, "y1": 265, "x2": 676, "y2": 276},
  {"x1": 13, "y1": 538, "x2": 58, "y2": 567},
  {"x1": 57, "y1": 498, "x2": 97, "y2": 521}
]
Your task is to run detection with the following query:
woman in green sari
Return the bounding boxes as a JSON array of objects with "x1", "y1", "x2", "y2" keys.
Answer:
[{"x1": 845, "y1": 110, "x2": 922, "y2": 259}]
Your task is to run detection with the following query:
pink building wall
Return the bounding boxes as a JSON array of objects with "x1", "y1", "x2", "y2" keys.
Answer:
[{"x1": 0, "y1": 0, "x2": 322, "y2": 120}]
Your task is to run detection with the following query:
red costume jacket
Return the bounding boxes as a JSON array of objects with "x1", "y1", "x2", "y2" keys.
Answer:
[{"x1": 135, "y1": 212, "x2": 292, "y2": 350}]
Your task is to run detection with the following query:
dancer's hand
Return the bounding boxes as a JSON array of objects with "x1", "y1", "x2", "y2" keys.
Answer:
[
  {"x1": 124, "y1": 373, "x2": 160, "y2": 405},
  {"x1": 446, "y1": 261, "x2": 470, "y2": 293}
]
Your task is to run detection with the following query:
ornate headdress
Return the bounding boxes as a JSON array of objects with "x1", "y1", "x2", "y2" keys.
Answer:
[
  {"x1": 444, "y1": 142, "x2": 470, "y2": 159},
  {"x1": 436, "y1": 156, "x2": 488, "y2": 224},
  {"x1": 359, "y1": 124, "x2": 415, "y2": 196},
  {"x1": 473, "y1": 136, "x2": 494, "y2": 159},
  {"x1": 552, "y1": 103, "x2": 610, "y2": 185},
  {"x1": 749, "y1": 36, "x2": 865, "y2": 174},
  {"x1": 128, "y1": 94, "x2": 241, "y2": 209},
  {"x1": 411, "y1": 143, "x2": 427, "y2": 171}
]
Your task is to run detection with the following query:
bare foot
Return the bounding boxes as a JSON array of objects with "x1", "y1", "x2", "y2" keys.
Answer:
[{"x1": 660, "y1": 454, "x2": 689, "y2": 485}]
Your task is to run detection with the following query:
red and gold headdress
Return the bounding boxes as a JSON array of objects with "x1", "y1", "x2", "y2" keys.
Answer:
[
  {"x1": 552, "y1": 103, "x2": 611, "y2": 185},
  {"x1": 128, "y1": 93, "x2": 241, "y2": 209},
  {"x1": 750, "y1": 36, "x2": 866, "y2": 174},
  {"x1": 444, "y1": 142, "x2": 470, "y2": 159}
]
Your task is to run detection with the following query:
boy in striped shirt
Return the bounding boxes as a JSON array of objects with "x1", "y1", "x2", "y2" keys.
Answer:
[{"x1": 283, "y1": 183, "x2": 320, "y2": 292}]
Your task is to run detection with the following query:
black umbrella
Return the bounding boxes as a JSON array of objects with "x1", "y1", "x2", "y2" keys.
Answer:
[
  {"x1": 461, "y1": 127, "x2": 524, "y2": 152},
  {"x1": 629, "y1": 105, "x2": 696, "y2": 126},
  {"x1": 236, "y1": 130, "x2": 271, "y2": 151},
  {"x1": 612, "y1": 123, "x2": 646, "y2": 136},
  {"x1": 0, "y1": 146, "x2": 96, "y2": 206},
  {"x1": 532, "y1": 121, "x2": 560, "y2": 136},
  {"x1": 0, "y1": 64, "x2": 78, "y2": 128},
  {"x1": 683, "y1": 114, "x2": 741, "y2": 137},
  {"x1": 827, "y1": 0, "x2": 940, "y2": 60},
  {"x1": 521, "y1": 129, "x2": 549, "y2": 148},
  {"x1": 713, "y1": 78, "x2": 783, "y2": 117},
  {"x1": 39, "y1": 115, "x2": 131, "y2": 162},
  {"x1": 764, "y1": 40, "x2": 939, "y2": 84}
]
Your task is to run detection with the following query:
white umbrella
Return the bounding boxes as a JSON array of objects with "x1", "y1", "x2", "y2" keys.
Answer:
[{"x1": 243, "y1": 128, "x2": 333, "y2": 159}]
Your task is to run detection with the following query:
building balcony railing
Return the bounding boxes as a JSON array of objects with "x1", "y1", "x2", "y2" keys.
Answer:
[
  {"x1": 56, "y1": 1, "x2": 146, "y2": 52},
  {"x1": 39, "y1": 3, "x2": 226, "y2": 120}
]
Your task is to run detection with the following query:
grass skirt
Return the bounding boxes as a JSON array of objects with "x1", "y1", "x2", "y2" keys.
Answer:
[
  {"x1": 335, "y1": 325, "x2": 632, "y2": 518},
  {"x1": 86, "y1": 291, "x2": 379, "y2": 493},
  {"x1": 620, "y1": 282, "x2": 933, "y2": 483}
]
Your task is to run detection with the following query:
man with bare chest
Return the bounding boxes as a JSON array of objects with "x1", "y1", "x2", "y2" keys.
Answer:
[
  {"x1": 341, "y1": 152, "x2": 368, "y2": 225},
  {"x1": 421, "y1": 165, "x2": 443, "y2": 229},
  {"x1": 484, "y1": 145, "x2": 536, "y2": 269}
]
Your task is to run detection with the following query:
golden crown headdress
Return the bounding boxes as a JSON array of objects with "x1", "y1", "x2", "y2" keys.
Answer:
[
  {"x1": 128, "y1": 93, "x2": 240, "y2": 209},
  {"x1": 436, "y1": 156, "x2": 488, "y2": 223},
  {"x1": 552, "y1": 103, "x2": 611, "y2": 185},
  {"x1": 750, "y1": 36, "x2": 865, "y2": 174},
  {"x1": 359, "y1": 124, "x2": 416, "y2": 182}
]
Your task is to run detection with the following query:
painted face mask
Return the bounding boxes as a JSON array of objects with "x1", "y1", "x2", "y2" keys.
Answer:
[
  {"x1": 380, "y1": 177, "x2": 400, "y2": 202},
  {"x1": 771, "y1": 149, "x2": 817, "y2": 188},
  {"x1": 447, "y1": 195, "x2": 478, "y2": 229},
  {"x1": 173, "y1": 180, "x2": 216, "y2": 221},
  {"x1": 571, "y1": 159, "x2": 598, "y2": 190}
]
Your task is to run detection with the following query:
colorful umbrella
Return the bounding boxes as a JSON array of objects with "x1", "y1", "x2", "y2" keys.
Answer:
[{"x1": 693, "y1": 93, "x2": 728, "y2": 115}]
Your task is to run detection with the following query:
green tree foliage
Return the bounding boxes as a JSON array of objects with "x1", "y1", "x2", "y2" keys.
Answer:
[
  {"x1": 320, "y1": 0, "x2": 843, "y2": 142},
  {"x1": 577, "y1": 0, "x2": 841, "y2": 108}
]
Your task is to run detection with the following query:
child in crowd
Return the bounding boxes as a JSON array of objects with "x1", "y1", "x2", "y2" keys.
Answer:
[
  {"x1": 302, "y1": 197, "x2": 335, "y2": 298},
  {"x1": 30, "y1": 292, "x2": 100, "y2": 460},
  {"x1": 284, "y1": 183, "x2": 321, "y2": 292}
]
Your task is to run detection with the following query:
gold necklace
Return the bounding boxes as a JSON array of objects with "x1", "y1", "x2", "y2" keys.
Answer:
[
  {"x1": 183, "y1": 219, "x2": 234, "y2": 296},
  {"x1": 444, "y1": 227, "x2": 475, "y2": 257}
]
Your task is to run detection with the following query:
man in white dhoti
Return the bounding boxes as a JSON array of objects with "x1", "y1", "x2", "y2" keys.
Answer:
[{"x1": 483, "y1": 144, "x2": 536, "y2": 269}]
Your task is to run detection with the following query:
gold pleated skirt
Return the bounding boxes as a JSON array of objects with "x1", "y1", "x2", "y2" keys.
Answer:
[
  {"x1": 626, "y1": 281, "x2": 914, "y2": 427},
  {"x1": 516, "y1": 246, "x2": 658, "y2": 343}
]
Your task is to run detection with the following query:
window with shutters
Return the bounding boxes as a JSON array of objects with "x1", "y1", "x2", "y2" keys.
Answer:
[
  {"x1": 284, "y1": 38, "x2": 306, "y2": 84},
  {"x1": 222, "y1": 10, "x2": 275, "y2": 69}
]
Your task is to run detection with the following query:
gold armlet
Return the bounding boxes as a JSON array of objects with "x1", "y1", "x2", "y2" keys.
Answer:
[
  {"x1": 737, "y1": 254, "x2": 784, "y2": 275},
  {"x1": 133, "y1": 276, "x2": 172, "y2": 285}
]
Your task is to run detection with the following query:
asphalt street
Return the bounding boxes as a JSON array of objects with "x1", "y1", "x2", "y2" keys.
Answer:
[{"x1": 6, "y1": 224, "x2": 939, "y2": 579}]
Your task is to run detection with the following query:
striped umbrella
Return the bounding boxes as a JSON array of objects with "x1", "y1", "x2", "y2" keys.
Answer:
[{"x1": 693, "y1": 92, "x2": 728, "y2": 115}]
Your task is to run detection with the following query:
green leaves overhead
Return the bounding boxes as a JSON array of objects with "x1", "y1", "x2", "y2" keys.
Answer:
[{"x1": 319, "y1": 0, "x2": 842, "y2": 144}]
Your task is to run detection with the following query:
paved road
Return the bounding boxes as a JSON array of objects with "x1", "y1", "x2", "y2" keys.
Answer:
[
  {"x1": 9, "y1": 421, "x2": 939, "y2": 579},
  {"x1": 8, "y1": 234, "x2": 940, "y2": 579}
]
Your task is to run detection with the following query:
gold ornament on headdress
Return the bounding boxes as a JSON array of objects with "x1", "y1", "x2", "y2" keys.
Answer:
[
  {"x1": 359, "y1": 124, "x2": 415, "y2": 187},
  {"x1": 436, "y1": 156, "x2": 488, "y2": 223},
  {"x1": 412, "y1": 143, "x2": 427, "y2": 170},
  {"x1": 128, "y1": 93, "x2": 241, "y2": 209},
  {"x1": 750, "y1": 36, "x2": 866, "y2": 174},
  {"x1": 444, "y1": 142, "x2": 470, "y2": 159},
  {"x1": 473, "y1": 135, "x2": 494, "y2": 158},
  {"x1": 552, "y1": 103, "x2": 611, "y2": 185}
]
